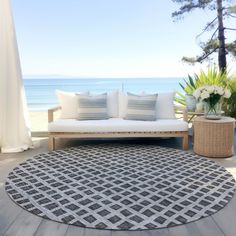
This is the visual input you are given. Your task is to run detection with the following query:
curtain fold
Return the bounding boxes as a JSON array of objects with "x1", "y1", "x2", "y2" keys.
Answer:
[{"x1": 0, "y1": 0, "x2": 33, "y2": 153}]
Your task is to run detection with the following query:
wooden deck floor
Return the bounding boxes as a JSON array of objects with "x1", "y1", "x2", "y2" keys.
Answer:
[{"x1": 0, "y1": 136, "x2": 236, "y2": 236}]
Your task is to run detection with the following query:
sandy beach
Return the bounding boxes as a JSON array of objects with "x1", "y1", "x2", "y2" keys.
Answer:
[
  {"x1": 29, "y1": 111, "x2": 48, "y2": 132},
  {"x1": 29, "y1": 111, "x2": 60, "y2": 132}
]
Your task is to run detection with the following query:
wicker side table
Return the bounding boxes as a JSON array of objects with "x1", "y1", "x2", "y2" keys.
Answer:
[{"x1": 193, "y1": 116, "x2": 235, "y2": 157}]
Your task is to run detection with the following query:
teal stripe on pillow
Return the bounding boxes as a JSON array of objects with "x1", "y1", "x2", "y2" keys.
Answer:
[
  {"x1": 125, "y1": 93, "x2": 157, "y2": 121},
  {"x1": 78, "y1": 94, "x2": 109, "y2": 120}
]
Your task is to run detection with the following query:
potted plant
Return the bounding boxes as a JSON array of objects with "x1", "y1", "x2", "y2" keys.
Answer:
[{"x1": 176, "y1": 67, "x2": 230, "y2": 113}]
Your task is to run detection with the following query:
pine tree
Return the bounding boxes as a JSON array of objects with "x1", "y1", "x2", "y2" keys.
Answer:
[{"x1": 172, "y1": 0, "x2": 236, "y2": 72}]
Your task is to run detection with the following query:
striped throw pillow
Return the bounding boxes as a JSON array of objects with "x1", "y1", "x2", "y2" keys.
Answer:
[
  {"x1": 125, "y1": 93, "x2": 158, "y2": 121},
  {"x1": 77, "y1": 94, "x2": 109, "y2": 120}
]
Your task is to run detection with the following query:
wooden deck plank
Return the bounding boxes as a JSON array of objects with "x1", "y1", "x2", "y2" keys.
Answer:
[
  {"x1": 141, "y1": 228, "x2": 171, "y2": 236},
  {"x1": 0, "y1": 206, "x2": 22, "y2": 235},
  {"x1": 34, "y1": 219, "x2": 68, "y2": 236},
  {"x1": 0, "y1": 187, "x2": 22, "y2": 235},
  {"x1": 65, "y1": 225, "x2": 85, "y2": 236},
  {"x1": 84, "y1": 228, "x2": 112, "y2": 236},
  {"x1": 195, "y1": 217, "x2": 224, "y2": 236},
  {"x1": 3, "y1": 210, "x2": 42, "y2": 236},
  {"x1": 184, "y1": 223, "x2": 202, "y2": 236},
  {"x1": 168, "y1": 223, "x2": 201, "y2": 236},
  {"x1": 112, "y1": 230, "x2": 141, "y2": 236},
  {"x1": 168, "y1": 225, "x2": 189, "y2": 236},
  {"x1": 212, "y1": 205, "x2": 236, "y2": 236}
]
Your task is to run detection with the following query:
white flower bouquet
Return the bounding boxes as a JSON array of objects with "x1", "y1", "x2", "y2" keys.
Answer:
[
  {"x1": 193, "y1": 85, "x2": 231, "y2": 119},
  {"x1": 193, "y1": 85, "x2": 231, "y2": 101}
]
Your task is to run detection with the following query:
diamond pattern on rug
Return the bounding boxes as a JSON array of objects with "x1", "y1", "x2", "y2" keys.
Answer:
[{"x1": 5, "y1": 144, "x2": 236, "y2": 230}]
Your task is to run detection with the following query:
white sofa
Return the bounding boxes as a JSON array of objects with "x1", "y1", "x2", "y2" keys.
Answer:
[{"x1": 48, "y1": 90, "x2": 189, "y2": 151}]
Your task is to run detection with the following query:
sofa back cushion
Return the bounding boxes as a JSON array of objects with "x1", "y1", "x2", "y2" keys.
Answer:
[
  {"x1": 90, "y1": 90, "x2": 119, "y2": 118},
  {"x1": 56, "y1": 90, "x2": 88, "y2": 119},
  {"x1": 124, "y1": 93, "x2": 157, "y2": 121},
  {"x1": 77, "y1": 94, "x2": 109, "y2": 120},
  {"x1": 156, "y1": 91, "x2": 176, "y2": 119},
  {"x1": 119, "y1": 92, "x2": 128, "y2": 118}
]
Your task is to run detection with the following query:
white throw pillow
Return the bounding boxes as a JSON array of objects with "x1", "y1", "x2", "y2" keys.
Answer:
[
  {"x1": 156, "y1": 91, "x2": 176, "y2": 119},
  {"x1": 90, "y1": 90, "x2": 119, "y2": 118},
  {"x1": 56, "y1": 90, "x2": 88, "y2": 119}
]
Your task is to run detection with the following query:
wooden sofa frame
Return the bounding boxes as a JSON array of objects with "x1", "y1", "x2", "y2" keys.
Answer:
[{"x1": 48, "y1": 106, "x2": 189, "y2": 151}]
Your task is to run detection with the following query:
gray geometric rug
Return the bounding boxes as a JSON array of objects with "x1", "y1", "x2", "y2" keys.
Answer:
[{"x1": 5, "y1": 144, "x2": 236, "y2": 230}]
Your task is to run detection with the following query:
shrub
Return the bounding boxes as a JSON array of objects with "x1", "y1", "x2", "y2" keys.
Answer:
[
  {"x1": 176, "y1": 67, "x2": 236, "y2": 118},
  {"x1": 223, "y1": 76, "x2": 236, "y2": 118},
  {"x1": 176, "y1": 67, "x2": 229, "y2": 106}
]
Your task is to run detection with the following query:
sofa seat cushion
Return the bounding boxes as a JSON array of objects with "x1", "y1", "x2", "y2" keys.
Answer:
[{"x1": 48, "y1": 118, "x2": 188, "y2": 133}]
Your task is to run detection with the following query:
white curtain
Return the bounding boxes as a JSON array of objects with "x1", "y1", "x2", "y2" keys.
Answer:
[{"x1": 0, "y1": 0, "x2": 33, "y2": 153}]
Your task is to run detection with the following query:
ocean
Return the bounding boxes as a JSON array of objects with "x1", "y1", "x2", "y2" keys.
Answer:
[{"x1": 23, "y1": 78, "x2": 184, "y2": 111}]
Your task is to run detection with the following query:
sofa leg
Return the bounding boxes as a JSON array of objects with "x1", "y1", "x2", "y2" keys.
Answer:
[
  {"x1": 182, "y1": 134, "x2": 189, "y2": 150},
  {"x1": 48, "y1": 136, "x2": 55, "y2": 151}
]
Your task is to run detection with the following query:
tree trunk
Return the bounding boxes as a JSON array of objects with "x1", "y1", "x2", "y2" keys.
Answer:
[{"x1": 217, "y1": 0, "x2": 227, "y2": 72}]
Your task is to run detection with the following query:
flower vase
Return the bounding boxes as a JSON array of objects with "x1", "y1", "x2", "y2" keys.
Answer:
[
  {"x1": 204, "y1": 101, "x2": 222, "y2": 120},
  {"x1": 195, "y1": 102, "x2": 204, "y2": 113},
  {"x1": 185, "y1": 94, "x2": 196, "y2": 112}
]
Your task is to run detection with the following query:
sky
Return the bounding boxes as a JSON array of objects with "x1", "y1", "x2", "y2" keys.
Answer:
[{"x1": 11, "y1": 0, "x2": 236, "y2": 78}]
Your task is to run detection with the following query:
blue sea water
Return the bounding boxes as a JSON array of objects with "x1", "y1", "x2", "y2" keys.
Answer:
[{"x1": 23, "y1": 78, "x2": 184, "y2": 111}]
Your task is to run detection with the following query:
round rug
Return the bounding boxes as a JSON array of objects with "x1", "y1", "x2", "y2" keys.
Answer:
[{"x1": 5, "y1": 144, "x2": 236, "y2": 230}]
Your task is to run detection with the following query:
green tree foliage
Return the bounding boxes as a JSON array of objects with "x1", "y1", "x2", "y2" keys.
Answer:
[
  {"x1": 223, "y1": 76, "x2": 236, "y2": 118},
  {"x1": 172, "y1": 0, "x2": 236, "y2": 71}
]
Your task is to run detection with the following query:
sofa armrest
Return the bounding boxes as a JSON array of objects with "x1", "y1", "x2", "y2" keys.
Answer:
[
  {"x1": 48, "y1": 106, "x2": 61, "y2": 123},
  {"x1": 174, "y1": 105, "x2": 188, "y2": 122}
]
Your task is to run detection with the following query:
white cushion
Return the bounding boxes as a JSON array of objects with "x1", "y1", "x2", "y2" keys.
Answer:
[
  {"x1": 90, "y1": 90, "x2": 119, "y2": 118},
  {"x1": 56, "y1": 90, "x2": 88, "y2": 119},
  {"x1": 48, "y1": 118, "x2": 188, "y2": 133},
  {"x1": 119, "y1": 92, "x2": 128, "y2": 118},
  {"x1": 156, "y1": 91, "x2": 176, "y2": 119}
]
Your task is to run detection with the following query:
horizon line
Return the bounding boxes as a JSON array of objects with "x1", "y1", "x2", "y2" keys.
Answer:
[{"x1": 23, "y1": 75, "x2": 185, "y2": 79}]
